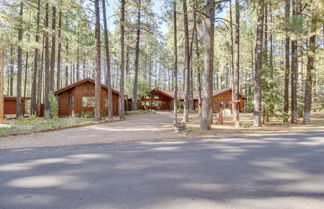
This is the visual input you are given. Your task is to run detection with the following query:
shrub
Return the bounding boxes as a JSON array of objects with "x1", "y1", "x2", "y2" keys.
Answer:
[
  {"x1": 49, "y1": 92, "x2": 58, "y2": 118},
  {"x1": 28, "y1": 114, "x2": 37, "y2": 121}
]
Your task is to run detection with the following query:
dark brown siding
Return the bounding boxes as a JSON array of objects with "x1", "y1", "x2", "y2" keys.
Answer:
[{"x1": 57, "y1": 81, "x2": 119, "y2": 117}]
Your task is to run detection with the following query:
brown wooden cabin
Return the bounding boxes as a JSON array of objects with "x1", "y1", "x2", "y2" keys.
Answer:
[
  {"x1": 54, "y1": 78, "x2": 119, "y2": 117},
  {"x1": 4, "y1": 96, "x2": 30, "y2": 115},
  {"x1": 137, "y1": 88, "x2": 246, "y2": 112}
]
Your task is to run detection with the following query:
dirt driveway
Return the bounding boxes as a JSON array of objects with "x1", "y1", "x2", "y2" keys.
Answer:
[{"x1": 0, "y1": 112, "x2": 179, "y2": 150}]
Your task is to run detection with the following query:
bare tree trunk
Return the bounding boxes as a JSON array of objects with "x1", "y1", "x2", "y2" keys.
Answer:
[
  {"x1": 65, "y1": 40, "x2": 69, "y2": 86},
  {"x1": 37, "y1": 37, "x2": 44, "y2": 114},
  {"x1": 9, "y1": 46, "x2": 14, "y2": 96},
  {"x1": 76, "y1": 48, "x2": 80, "y2": 81},
  {"x1": 253, "y1": 0, "x2": 264, "y2": 127},
  {"x1": 132, "y1": 0, "x2": 141, "y2": 111},
  {"x1": 233, "y1": 0, "x2": 240, "y2": 126},
  {"x1": 24, "y1": 52, "x2": 28, "y2": 98},
  {"x1": 16, "y1": 2, "x2": 24, "y2": 117},
  {"x1": 283, "y1": 0, "x2": 290, "y2": 122},
  {"x1": 57, "y1": 6, "x2": 62, "y2": 90},
  {"x1": 303, "y1": 9, "x2": 317, "y2": 124},
  {"x1": 200, "y1": 0, "x2": 215, "y2": 130},
  {"x1": 230, "y1": 0, "x2": 234, "y2": 95},
  {"x1": 94, "y1": 0, "x2": 101, "y2": 121},
  {"x1": 119, "y1": 0, "x2": 126, "y2": 120},
  {"x1": 290, "y1": 0, "x2": 298, "y2": 123},
  {"x1": 31, "y1": 0, "x2": 40, "y2": 115},
  {"x1": 50, "y1": 6, "x2": 56, "y2": 91},
  {"x1": 102, "y1": 0, "x2": 113, "y2": 118},
  {"x1": 0, "y1": 48, "x2": 4, "y2": 123},
  {"x1": 44, "y1": 3, "x2": 51, "y2": 119},
  {"x1": 182, "y1": 0, "x2": 190, "y2": 122},
  {"x1": 173, "y1": 0, "x2": 178, "y2": 124}
]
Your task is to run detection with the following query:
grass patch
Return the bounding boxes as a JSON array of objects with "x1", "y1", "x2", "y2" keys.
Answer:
[
  {"x1": 126, "y1": 110, "x2": 156, "y2": 115},
  {"x1": 0, "y1": 116, "x2": 118, "y2": 137}
]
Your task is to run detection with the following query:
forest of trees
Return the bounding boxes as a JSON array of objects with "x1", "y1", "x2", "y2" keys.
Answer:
[{"x1": 0, "y1": 0, "x2": 323, "y2": 129}]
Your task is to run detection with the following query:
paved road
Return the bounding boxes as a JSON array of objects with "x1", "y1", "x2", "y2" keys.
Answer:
[{"x1": 0, "y1": 131, "x2": 324, "y2": 209}]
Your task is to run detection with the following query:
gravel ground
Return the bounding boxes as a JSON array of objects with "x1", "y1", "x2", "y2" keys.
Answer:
[
  {"x1": 0, "y1": 112, "x2": 179, "y2": 150},
  {"x1": 0, "y1": 131, "x2": 323, "y2": 209}
]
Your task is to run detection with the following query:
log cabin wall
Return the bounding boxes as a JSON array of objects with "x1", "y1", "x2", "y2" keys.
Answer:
[{"x1": 56, "y1": 79, "x2": 119, "y2": 117}]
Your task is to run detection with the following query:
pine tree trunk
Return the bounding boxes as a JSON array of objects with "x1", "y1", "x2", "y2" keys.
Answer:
[
  {"x1": 50, "y1": 6, "x2": 56, "y2": 91},
  {"x1": 9, "y1": 46, "x2": 14, "y2": 96},
  {"x1": 65, "y1": 40, "x2": 69, "y2": 86},
  {"x1": 94, "y1": 0, "x2": 101, "y2": 121},
  {"x1": 132, "y1": 0, "x2": 141, "y2": 111},
  {"x1": 102, "y1": 0, "x2": 113, "y2": 118},
  {"x1": 230, "y1": 0, "x2": 234, "y2": 95},
  {"x1": 76, "y1": 48, "x2": 80, "y2": 81},
  {"x1": 0, "y1": 48, "x2": 4, "y2": 123},
  {"x1": 31, "y1": 0, "x2": 40, "y2": 115},
  {"x1": 119, "y1": 0, "x2": 126, "y2": 120},
  {"x1": 290, "y1": 0, "x2": 298, "y2": 123},
  {"x1": 253, "y1": 0, "x2": 264, "y2": 127},
  {"x1": 16, "y1": 2, "x2": 24, "y2": 117},
  {"x1": 173, "y1": 0, "x2": 178, "y2": 124},
  {"x1": 44, "y1": 3, "x2": 51, "y2": 119},
  {"x1": 194, "y1": 23, "x2": 202, "y2": 115},
  {"x1": 303, "y1": 10, "x2": 317, "y2": 124},
  {"x1": 200, "y1": 0, "x2": 215, "y2": 130},
  {"x1": 233, "y1": 0, "x2": 240, "y2": 126},
  {"x1": 283, "y1": 0, "x2": 290, "y2": 122},
  {"x1": 37, "y1": 37, "x2": 44, "y2": 114},
  {"x1": 24, "y1": 52, "x2": 28, "y2": 98},
  {"x1": 182, "y1": 0, "x2": 190, "y2": 122},
  {"x1": 57, "y1": 7, "x2": 62, "y2": 90}
]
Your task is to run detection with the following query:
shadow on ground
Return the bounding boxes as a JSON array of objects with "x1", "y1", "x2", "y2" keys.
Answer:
[{"x1": 0, "y1": 131, "x2": 324, "y2": 209}]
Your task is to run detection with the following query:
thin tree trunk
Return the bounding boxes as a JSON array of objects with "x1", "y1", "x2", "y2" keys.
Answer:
[
  {"x1": 182, "y1": 0, "x2": 190, "y2": 122},
  {"x1": 119, "y1": 0, "x2": 126, "y2": 119},
  {"x1": 37, "y1": 37, "x2": 44, "y2": 114},
  {"x1": 76, "y1": 48, "x2": 80, "y2": 81},
  {"x1": 102, "y1": 0, "x2": 113, "y2": 118},
  {"x1": 57, "y1": 5, "x2": 62, "y2": 90},
  {"x1": 291, "y1": 0, "x2": 298, "y2": 123},
  {"x1": 233, "y1": 0, "x2": 240, "y2": 126},
  {"x1": 24, "y1": 52, "x2": 28, "y2": 98},
  {"x1": 173, "y1": 0, "x2": 178, "y2": 124},
  {"x1": 253, "y1": 0, "x2": 264, "y2": 127},
  {"x1": 303, "y1": 9, "x2": 317, "y2": 124},
  {"x1": 283, "y1": 0, "x2": 290, "y2": 122},
  {"x1": 200, "y1": 0, "x2": 215, "y2": 130},
  {"x1": 50, "y1": 6, "x2": 56, "y2": 91},
  {"x1": 44, "y1": 3, "x2": 51, "y2": 119},
  {"x1": 9, "y1": 46, "x2": 14, "y2": 96},
  {"x1": 132, "y1": 0, "x2": 141, "y2": 111},
  {"x1": 16, "y1": 2, "x2": 24, "y2": 117},
  {"x1": 94, "y1": 0, "x2": 101, "y2": 121},
  {"x1": 0, "y1": 48, "x2": 4, "y2": 123},
  {"x1": 230, "y1": 0, "x2": 234, "y2": 95},
  {"x1": 31, "y1": 0, "x2": 40, "y2": 115}
]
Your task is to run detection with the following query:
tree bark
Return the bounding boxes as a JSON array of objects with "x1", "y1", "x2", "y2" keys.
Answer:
[
  {"x1": 57, "y1": 6, "x2": 62, "y2": 90},
  {"x1": 102, "y1": 0, "x2": 113, "y2": 118},
  {"x1": 182, "y1": 0, "x2": 190, "y2": 122},
  {"x1": 0, "y1": 48, "x2": 4, "y2": 123},
  {"x1": 173, "y1": 0, "x2": 178, "y2": 124},
  {"x1": 303, "y1": 9, "x2": 317, "y2": 124},
  {"x1": 50, "y1": 6, "x2": 56, "y2": 91},
  {"x1": 200, "y1": 0, "x2": 215, "y2": 130},
  {"x1": 253, "y1": 0, "x2": 264, "y2": 127},
  {"x1": 24, "y1": 52, "x2": 28, "y2": 98},
  {"x1": 44, "y1": 3, "x2": 51, "y2": 119},
  {"x1": 119, "y1": 0, "x2": 126, "y2": 120},
  {"x1": 16, "y1": 2, "x2": 24, "y2": 117},
  {"x1": 283, "y1": 0, "x2": 290, "y2": 122},
  {"x1": 131, "y1": 0, "x2": 141, "y2": 111},
  {"x1": 290, "y1": 0, "x2": 298, "y2": 123},
  {"x1": 31, "y1": 0, "x2": 40, "y2": 115},
  {"x1": 233, "y1": 0, "x2": 240, "y2": 126},
  {"x1": 9, "y1": 46, "x2": 14, "y2": 96},
  {"x1": 94, "y1": 0, "x2": 101, "y2": 121}
]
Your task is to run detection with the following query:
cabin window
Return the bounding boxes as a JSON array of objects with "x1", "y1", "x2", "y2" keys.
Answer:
[
  {"x1": 146, "y1": 101, "x2": 150, "y2": 106},
  {"x1": 82, "y1": 96, "x2": 95, "y2": 107},
  {"x1": 69, "y1": 96, "x2": 74, "y2": 108},
  {"x1": 141, "y1": 101, "x2": 145, "y2": 106}
]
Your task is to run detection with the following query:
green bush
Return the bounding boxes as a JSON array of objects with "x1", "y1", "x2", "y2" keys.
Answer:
[
  {"x1": 49, "y1": 92, "x2": 58, "y2": 118},
  {"x1": 28, "y1": 114, "x2": 37, "y2": 121}
]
